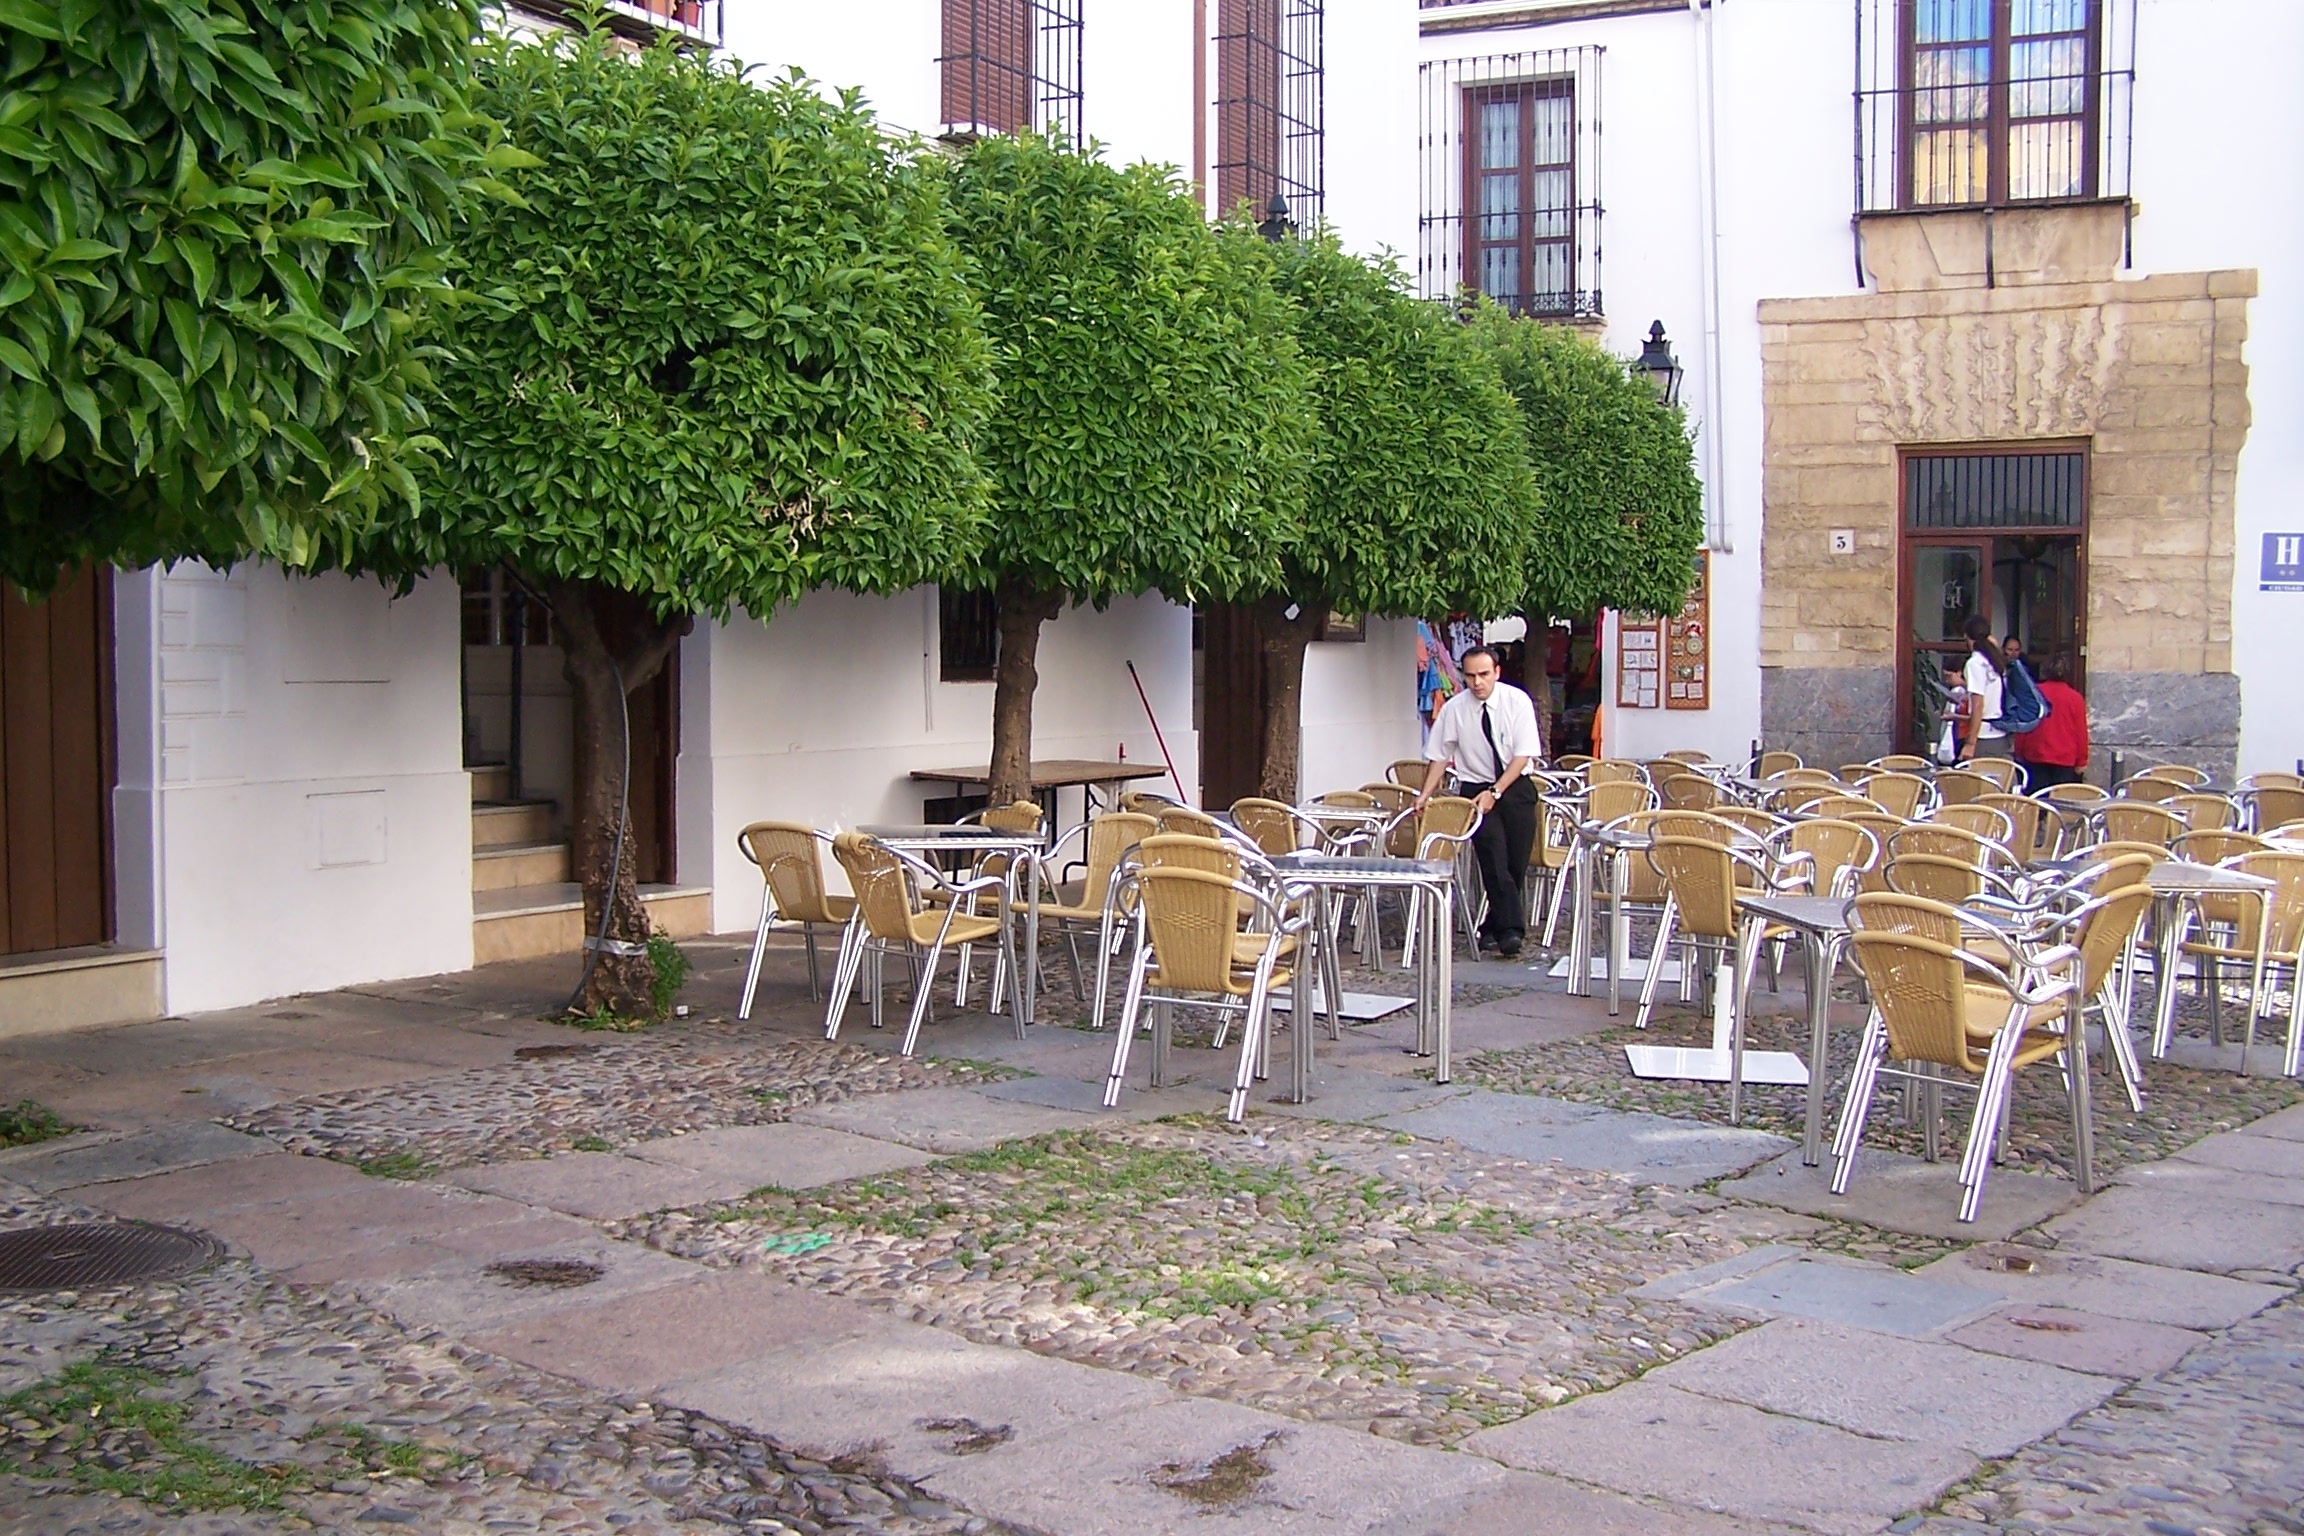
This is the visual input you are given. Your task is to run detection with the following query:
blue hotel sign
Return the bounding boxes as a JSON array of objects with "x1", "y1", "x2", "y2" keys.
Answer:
[{"x1": 2265, "y1": 533, "x2": 2304, "y2": 592}]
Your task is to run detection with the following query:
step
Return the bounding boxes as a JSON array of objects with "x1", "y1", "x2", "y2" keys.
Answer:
[
  {"x1": 0, "y1": 946, "x2": 164, "y2": 1040},
  {"x1": 472, "y1": 883, "x2": 714, "y2": 966},
  {"x1": 471, "y1": 800, "x2": 555, "y2": 849},
  {"x1": 472, "y1": 841, "x2": 572, "y2": 892},
  {"x1": 468, "y1": 763, "x2": 512, "y2": 802}
]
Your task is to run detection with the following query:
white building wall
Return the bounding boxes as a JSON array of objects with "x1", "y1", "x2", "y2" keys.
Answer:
[
  {"x1": 1300, "y1": 619, "x2": 1423, "y2": 796},
  {"x1": 116, "y1": 565, "x2": 473, "y2": 1014},
  {"x1": 690, "y1": 588, "x2": 1198, "y2": 932}
]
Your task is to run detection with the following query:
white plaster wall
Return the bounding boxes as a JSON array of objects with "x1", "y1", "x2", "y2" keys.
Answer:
[
  {"x1": 723, "y1": 0, "x2": 942, "y2": 136},
  {"x1": 120, "y1": 565, "x2": 473, "y2": 1013},
  {"x1": 1300, "y1": 618, "x2": 1423, "y2": 796},
  {"x1": 1326, "y1": 0, "x2": 1419, "y2": 262},
  {"x1": 691, "y1": 587, "x2": 1197, "y2": 932}
]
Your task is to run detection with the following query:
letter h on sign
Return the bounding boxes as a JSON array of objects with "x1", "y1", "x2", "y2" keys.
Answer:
[{"x1": 2264, "y1": 533, "x2": 2304, "y2": 593}]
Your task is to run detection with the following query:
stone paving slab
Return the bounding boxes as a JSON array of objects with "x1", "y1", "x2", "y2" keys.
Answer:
[
  {"x1": 173, "y1": 1047, "x2": 451, "y2": 1102},
  {"x1": 1714, "y1": 1148, "x2": 2079, "y2": 1242},
  {"x1": 449, "y1": 1149, "x2": 747, "y2": 1219},
  {"x1": 355, "y1": 1231, "x2": 702, "y2": 1335},
  {"x1": 2043, "y1": 1182, "x2": 2304, "y2": 1273},
  {"x1": 1460, "y1": 1379, "x2": 1977, "y2": 1536},
  {"x1": 1372, "y1": 1471, "x2": 1808, "y2": 1536},
  {"x1": 977, "y1": 1071, "x2": 1213, "y2": 1121},
  {"x1": 186, "y1": 1180, "x2": 531, "y2": 1269},
  {"x1": 0, "y1": 1121, "x2": 274, "y2": 1191},
  {"x1": 463, "y1": 1267, "x2": 881, "y2": 1394},
  {"x1": 81, "y1": 1148, "x2": 369, "y2": 1220},
  {"x1": 666, "y1": 1319, "x2": 1172, "y2": 1480},
  {"x1": 1647, "y1": 1314, "x2": 2116, "y2": 1456},
  {"x1": 2239, "y1": 1101, "x2": 2304, "y2": 1141},
  {"x1": 1259, "y1": 1063, "x2": 1474, "y2": 1124},
  {"x1": 1945, "y1": 1303, "x2": 2205, "y2": 1379},
  {"x1": 1913, "y1": 1241, "x2": 2287, "y2": 1330},
  {"x1": 791, "y1": 1085, "x2": 1101, "y2": 1154},
  {"x1": 2113, "y1": 1150, "x2": 2304, "y2": 1207},
  {"x1": 1375, "y1": 1089, "x2": 1788, "y2": 1187},
  {"x1": 1672, "y1": 1252, "x2": 2004, "y2": 1338},
  {"x1": 918, "y1": 1396, "x2": 1509, "y2": 1536},
  {"x1": 0, "y1": 1016, "x2": 308, "y2": 1072},
  {"x1": 626, "y1": 1122, "x2": 937, "y2": 1190},
  {"x1": 2175, "y1": 1127, "x2": 2304, "y2": 1177}
]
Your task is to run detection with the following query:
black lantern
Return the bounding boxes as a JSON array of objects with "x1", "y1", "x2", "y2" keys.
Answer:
[
  {"x1": 1637, "y1": 319, "x2": 1683, "y2": 407},
  {"x1": 1257, "y1": 193, "x2": 1295, "y2": 244}
]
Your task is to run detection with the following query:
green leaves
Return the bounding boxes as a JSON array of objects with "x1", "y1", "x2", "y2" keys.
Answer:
[
  {"x1": 1460, "y1": 306, "x2": 1703, "y2": 620},
  {"x1": 376, "y1": 33, "x2": 995, "y2": 621},
  {"x1": 0, "y1": 0, "x2": 495, "y2": 591}
]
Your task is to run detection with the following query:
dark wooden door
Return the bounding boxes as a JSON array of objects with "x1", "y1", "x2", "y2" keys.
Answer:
[
  {"x1": 1197, "y1": 602, "x2": 1264, "y2": 810},
  {"x1": 1, "y1": 565, "x2": 114, "y2": 955}
]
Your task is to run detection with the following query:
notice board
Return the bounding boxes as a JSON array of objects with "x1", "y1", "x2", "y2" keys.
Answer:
[
  {"x1": 1616, "y1": 617, "x2": 1661, "y2": 709},
  {"x1": 1665, "y1": 551, "x2": 1710, "y2": 711}
]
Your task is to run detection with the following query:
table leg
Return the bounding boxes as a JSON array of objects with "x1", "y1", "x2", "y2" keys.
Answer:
[
  {"x1": 1802, "y1": 934, "x2": 1831, "y2": 1167},
  {"x1": 2067, "y1": 992, "x2": 2096, "y2": 1195},
  {"x1": 1607, "y1": 851, "x2": 1627, "y2": 1017},
  {"x1": 1024, "y1": 853, "x2": 1041, "y2": 1027},
  {"x1": 1433, "y1": 877, "x2": 1453, "y2": 1083},
  {"x1": 2151, "y1": 893, "x2": 2183, "y2": 1059},
  {"x1": 1567, "y1": 843, "x2": 1592, "y2": 998}
]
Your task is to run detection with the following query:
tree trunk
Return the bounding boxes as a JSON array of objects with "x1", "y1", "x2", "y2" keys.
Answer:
[
  {"x1": 1255, "y1": 596, "x2": 1320, "y2": 802},
  {"x1": 988, "y1": 575, "x2": 1062, "y2": 807},
  {"x1": 531, "y1": 574, "x2": 691, "y2": 1019}
]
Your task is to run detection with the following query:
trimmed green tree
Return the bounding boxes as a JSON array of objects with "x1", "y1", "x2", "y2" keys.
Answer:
[
  {"x1": 1252, "y1": 235, "x2": 1537, "y2": 800},
  {"x1": 0, "y1": 0, "x2": 506, "y2": 592},
  {"x1": 1462, "y1": 305, "x2": 1703, "y2": 622},
  {"x1": 940, "y1": 136, "x2": 1311, "y2": 806},
  {"x1": 365, "y1": 33, "x2": 996, "y2": 1016}
]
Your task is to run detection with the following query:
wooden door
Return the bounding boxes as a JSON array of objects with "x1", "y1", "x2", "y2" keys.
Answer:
[
  {"x1": 1197, "y1": 602, "x2": 1264, "y2": 809},
  {"x1": 1, "y1": 565, "x2": 114, "y2": 955}
]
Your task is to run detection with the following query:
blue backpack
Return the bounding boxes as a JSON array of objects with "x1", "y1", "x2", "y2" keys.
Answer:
[{"x1": 1994, "y1": 658, "x2": 2049, "y2": 735}]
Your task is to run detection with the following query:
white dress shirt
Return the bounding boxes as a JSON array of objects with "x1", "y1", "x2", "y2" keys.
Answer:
[{"x1": 1426, "y1": 681, "x2": 1544, "y2": 786}]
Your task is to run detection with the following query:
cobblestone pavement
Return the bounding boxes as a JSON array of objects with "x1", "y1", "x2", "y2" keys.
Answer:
[
  {"x1": 0, "y1": 1186, "x2": 1020, "y2": 1536},
  {"x1": 224, "y1": 1025, "x2": 1016, "y2": 1172},
  {"x1": 618, "y1": 1115, "x2": 1812, "y2": 1445},
  {"x1": 1912, "y1": 1294, "x2": 2304, "y2": 1536},
  {"x1": 1459, "y1": 995, "x2": 2304, "y2": 1182}
]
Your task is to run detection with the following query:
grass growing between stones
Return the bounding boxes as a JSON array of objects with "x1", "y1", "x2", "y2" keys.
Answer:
[
  {"x1": 1459, "y1": 998, "x2": 2304, "y2": 1182},
  {"x1": 626, "y1": 1118, "x2": 1755, "y2": 1445},
  {"x1": 352, "y1": 1149, "x2": 435, "y2": 1181},
  {"x1": 0, "y1": 1100, "x2": 71, "y2": 1148}
]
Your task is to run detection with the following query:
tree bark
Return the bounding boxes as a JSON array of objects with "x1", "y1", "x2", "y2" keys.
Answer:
[
  {"x1": 1255, "y1": 595, "x2": 1321, "y2": 802},
  {"x1": 530, "y1": 574, "x2": 691, "y2": 1019},
  {"x1": 988, "y1": 575, "x2": 1063, "y2": 807}
]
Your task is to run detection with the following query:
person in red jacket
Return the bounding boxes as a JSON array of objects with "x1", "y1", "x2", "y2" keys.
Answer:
[{"x1": 2015, "y1": 655, "x2": 2090, "y2": 792}]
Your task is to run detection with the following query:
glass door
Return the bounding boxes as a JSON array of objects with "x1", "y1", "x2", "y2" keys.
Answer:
[{"x1": 1906, "y1": 541, "x2": 1985, "y2": 755}]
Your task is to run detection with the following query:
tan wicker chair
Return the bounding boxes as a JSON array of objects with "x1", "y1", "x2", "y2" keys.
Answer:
[
  {"x1": 1885, "y1": 852, "x2": 1998, "y2": 905},
  {"x1": 1713, "y1": 805, "x2": 1790, "y2": 840},
  {"x1": 1664, "y1": 749, "x2": 1714, "y2": 764},
  {"x1": 2173, "y1": 829, "x2": 2270, "y2": 866},
  {"x1": 2167, "y1": 792, "x2": 2240, "y2": 832},
  {"x1": 1861, "y1": 771, "x2": 1934, "y2": 819},
  {"x1": 1930, "y1": 802, "x2": 2017, "y2": 844},
  {"x1": 1103, "y1": 865, "x2": 1309, "y2": 1121},
  {"x1": 2115, "y1": 775, "x2": 2183, "y2": 804},
  {"x1": 1157, "y1": 805, "x2": 1225, "y2": 840},
  {"x1": 824, "y1": 833, "x2": 1020, "y2": 1056},
  {"x1": 737, "y1": 822, "x2": 856, "y2": 1012},
  {"x1": 1230, "y1": 797, "x2": 1312, "y2": 857},
  {"x1": 2171, "y1": 849, "x2": 2304, "y2": 1074},
  {"x1": 2246, "y1": 772, "x2": 2304, "y2": 792},
  {"x1": 1403, "y1": 794, "x2": 1485, "y2": 962},
  {"x1": 1810, "y1": 793, "x2": 1884, "y2": 821},
  {"x1": 2097, "y1": 801, "x2": 2186, "y2": 849},
  {"x1": 1659, "y1": 772, "x2": 1723, "y2": 811},
  {"x1": 1119, "y1": 790, "x2": 1178, "y2": 816},
  {"x1": 2135, "y1": 764, "x2": 2210, "y2": 789},
  {"x1": 1967, "y1": 758, "x2": 2024, "y2": 792},
  {"x1": 1978, "y1": 793, "x2": 2047, "y2": 862},
  {"x1": 1387, "y1": 758, "x2": 1428, "y2": 789},
  {"x1": 2243, "y1": 785, "x2": 2304, "y2": 834},
  {"x1": 1774, "y1": 818, "x2": 1881, "y2": 899},
  {"x1": 1035, "y1": 811, "x2": 1159, "y2": 1004},
  {"x1": 1588, "y1": 759, "x2": 1649, "y2": 788},
  {"x1": 1891, "y1": 822, "x2": 2021, "y2": 873},
  {"x1": 1756, "y1": 750, "x2": 1804, "y2": 777},
  {"x1": 1834, "y1": 926, "x2": 2088, "y2": 1223},
  {"x1": 1931, "y1": 769, "x2": 1995, "y2": 807},
  {"x1": 1635, "y1": 836, "x2": 1779, "y2": 1106},
  {"x1": 1771, "y1": 767, "x2": 1843, "y2": 787},
  {"x1": 1773, "y1": 782, "x2": 1841, "y2": 815},
  {"x1": 1844, "y1": 811, "x2": 1912, "y2": 894},
  {"x1": 1874, "y1": 753, "x2": 1932, "y2": 772}
]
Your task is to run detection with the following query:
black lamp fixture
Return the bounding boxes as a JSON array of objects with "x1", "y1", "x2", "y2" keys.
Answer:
[
  {"x1": 1637, "y1": 319, "x2": 1683, "y2": 407},
  {"x1": 1257, "y1": 193, "x2": 1295, "y2": 243}
]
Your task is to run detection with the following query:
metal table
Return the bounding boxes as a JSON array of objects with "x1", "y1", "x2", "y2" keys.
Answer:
[
  {"x1": 908, "y1": 760, "x2": 1164, "y2": 846},
  {"x1": 857, "y1": 824, "x2": 1047, "y2": 1025},
  {"x1": 2142, "y1": 858, "x2": 2276, "y2": 1069},
  {"x1": 1274, "y1": 853, "x2": 1458, "y2": 1086},
  {"x1": 1738, "y1": 894, "x2": 1855, "y2": 1166}
]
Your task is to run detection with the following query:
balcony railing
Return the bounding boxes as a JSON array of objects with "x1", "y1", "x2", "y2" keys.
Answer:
[{"x1": 510, "y1": 0, "x2": 723, "y2": 49}]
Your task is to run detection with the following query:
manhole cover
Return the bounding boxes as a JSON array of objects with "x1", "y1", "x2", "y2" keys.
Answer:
[
  {"x1": 0, "y1": 1223, "x2": 222, "y2": 1292},
  {"x1": 484, "y1": 1258, "x2": 605, "y2": 1288}
]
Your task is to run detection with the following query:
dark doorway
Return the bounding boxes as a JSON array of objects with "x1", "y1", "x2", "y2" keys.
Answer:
[
  {"x1": 1896, "y1": 446, "x2": 2087, "y2": 754},
  {"x1": 1197, "y1": 601, "x2": 1264, "y2": 809},
  {"x1": 2, "y1": 565, "x2": 114, "y2": 955}
]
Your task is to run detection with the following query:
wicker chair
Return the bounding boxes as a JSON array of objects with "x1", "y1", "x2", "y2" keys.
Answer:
[
  {"x1": 1658, "y1": 772, "x2": 1723, "y2": 811},
  {"x1": 1891, "y1": 822, "x2": 2021, "y2": 873},
  {"x1": 736, "y1": 822, "x2": 856, "y2": 1013},
  {"x1": 1967, "y1": 758, "x2": 2025, "y2": 792},
  {"x1": 1861, "y1": 771, "x2": 1935, "y2": 819},
  {"x1": 2243, "y1": 785, "x2": 2304, "y2": 835},
  {"x1": 1773, "y1": 818, "x2": 1881, "y2": 899},
  {"x1": 1930, "y1": 802, "x2": 2017, "y2": 844},
  {"x1": 2097, "y1": 801, "x2": 2186, "y2": 849},
  {"x1": 1230, "y1": 797, "x2": 1315, "y2": 857},
  {"x1": 2167, "y1": 792, "x2": 2240, "y2": 832},
  {"x1": 1157, "y1": 805, "x2": 1226, "y2": 840},
  {"x1": 2170, "y1": 849, "x2": 2304, "y2": 1075},
  {"x1": 824, "y1": 833, "x2": 1021, "y2": 1056},
  {"x1": 1756, "y1": 750, "x2": 1804, "y2": 777},
  {"x1": 1773, "y1": 782, "x2": 1842, "y2": 815},
  {"x1": 1978, "y1": 793, "x2": 2047, "y2": 862},
  {"x1": 1402, "y1": 794, "x2": 1485, "y2": 963},
  {"x1": 2135, "y1": 764, "x2": 2211, "y2": 789},
  {"x1": 1103, "y1": 865, "x2": 1311, "y2": 1121},
  {"x1": 1636, "y1": 836, "x2": 1783, "y2": 1122},
  {"x1": 2246, "y1": 772, "x2": 2304, "y2": 792},
  {"x1": 2115, "y1": 775, "x2": 2184, "y2": 804},
  {"x1": 1387, "y1": 758, "x2": 1429, "y2": 789},
  {"x1": 1844, "y1": 811, "x2": 1912, "y2": 894},
  {"x1": 1663, "y1": 749, "x2": 1714, "y2": 764},
  {"x1": 1834, "y1": 926, "x2": 2089, "y2": 1223},
  {"x1": 1931, "y1": 769, "x2": 1996, "y2": 807},
  {"x1": 1874, "y1": 753, "x2": 1932, "y2": 772},
  {"x1": 1119, "y1": 790, "x2": 1179, "y2": 816},
  {"x1": 937, "y1": 799, "x2": 1047, "y2": 1006},
  {"x1": 1885, "y1": 851, "x2": 2012, "y2": 906},
  {"x1": 1034, "y1": 811, "x2": 1159, "y2": 1005},
  {"x1": 2173, "y1": 829, "x2": 2270, "y2": 866},
  {"x1": 1810, "y1": 793, "x2": 1885, "y2": 821},
  {"x1": 1772, "y1": 767, "x2": 1843, "y2": 787}
]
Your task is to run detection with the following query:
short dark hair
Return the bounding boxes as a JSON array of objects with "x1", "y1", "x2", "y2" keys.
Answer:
[
  {"x1": 1460, "y1": 644, "x2": 1501, "y2": 672},
  {"x1": 2042, "y1": 654, "x2": 2073, "y2": 683}
]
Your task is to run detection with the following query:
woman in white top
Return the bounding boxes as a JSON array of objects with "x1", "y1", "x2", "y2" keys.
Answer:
[{"x1": 1958, "y1": 614, "x2": 2012, "y2": 761}]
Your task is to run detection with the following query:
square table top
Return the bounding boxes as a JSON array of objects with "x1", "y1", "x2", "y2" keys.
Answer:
[
  {"x1": 908, "y1": 759, "x2": 1165, "y2": 789},
  {"x1": 1272, "y1": 852, "x2": 1453, "y2": 881},
  {"x1": 1739, "y1": 893, "x2": 1855, "y2": 933}
]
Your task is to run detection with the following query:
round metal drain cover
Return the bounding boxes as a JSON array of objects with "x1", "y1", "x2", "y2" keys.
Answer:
[{"x1": 0, "y1": 1223, "x2": 222, "y2": 1292}]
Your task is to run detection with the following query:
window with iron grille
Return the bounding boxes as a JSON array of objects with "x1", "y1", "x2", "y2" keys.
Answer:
[
  {"x1": 938, "y1": 588, "x2": 1000, "y2": 682},
  {"x1": 1857, "y1": 0, "x2": 2134, "y2": 212},
  {"x1": 1419, "y1": 48, "x2": 1601, "y2": 320},
  {"x1": 1214, "y1": 0, "x2": 1324, "y2": 227},
  {"x1": 940, "y1": 0, "x2": 1083, "y2": 140}
]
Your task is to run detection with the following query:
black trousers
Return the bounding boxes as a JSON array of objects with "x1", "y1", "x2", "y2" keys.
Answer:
[
  {"x1": 1459, "y1": 777, "x2": 1538, "y2": 944},
  {"x1": 2024, "y1": 761, "x2": 2083, "y2": 793}
]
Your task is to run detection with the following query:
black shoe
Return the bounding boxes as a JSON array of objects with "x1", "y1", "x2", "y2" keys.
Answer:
[{"x1": 1496, "y1": 939, "x2": 1523, "y2": 960}]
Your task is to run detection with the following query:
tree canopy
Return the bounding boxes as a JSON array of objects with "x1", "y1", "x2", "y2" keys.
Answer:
[
  {"x1": 938, "y1": 134, "x2": 1311, "y2": 801},
  {"x1": 0, "y1": 0, "x2": 503, "y2": 591},
  {"x1": 1463, "y1": 306, "x2": 1703, "y2": 620}
]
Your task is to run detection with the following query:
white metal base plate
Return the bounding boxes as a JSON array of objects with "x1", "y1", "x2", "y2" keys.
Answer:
[
  {"x1": 1547, "y1": 957, "x2": 1685, "y2": 984},
  {"x1": 1623, "y1": 1045, "x2": 1810, "y2": 1086},
  {"x1": 1273, "y1": 989, "x2": 1416, "y2": 1021}
]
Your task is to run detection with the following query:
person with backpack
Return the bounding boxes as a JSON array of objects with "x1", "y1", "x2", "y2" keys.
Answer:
[
  {"x1": 2015, "y1": 655, "x2": 2089, "y2": 791},
  {"x1": 1957, "y1": 615, "x2": 2019, "y2": 762}
]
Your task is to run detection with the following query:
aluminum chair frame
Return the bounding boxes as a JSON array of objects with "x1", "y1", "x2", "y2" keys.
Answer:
[
  {"x1": 823, "y1": 835, "x2": 1023, "y2": 1057},
  {"x1": 737, "y1": 822, "x2": 854, "y2": 1015}
]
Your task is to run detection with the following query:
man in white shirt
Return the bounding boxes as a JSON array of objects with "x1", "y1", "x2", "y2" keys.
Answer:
[{"x1": 1417, "y1": 645, "x2": 1544, "y2": 959}]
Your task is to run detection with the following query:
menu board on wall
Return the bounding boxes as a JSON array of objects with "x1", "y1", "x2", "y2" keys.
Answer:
[
  {"x1": 1616, "y1": 618, "x2": 1661, "y2": 709},
  {"x1": 1665, "y1": 551, "x2": 1711, "y2": 711}
]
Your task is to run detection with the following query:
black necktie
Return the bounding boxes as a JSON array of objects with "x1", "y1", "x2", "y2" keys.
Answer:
[{"x1": 1481, "y1": 701, "x2": 1501, "y2": 786}]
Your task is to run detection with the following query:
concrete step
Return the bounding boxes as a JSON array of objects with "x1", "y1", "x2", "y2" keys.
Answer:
[
  {"x1": 0, "y1": 945, "x2": 164, "y2": 1039},
  {"x1": 471, "y1": 800, "x2": 555, "y2": 849},
  {"x1": 468, "y1": 763, "x2": 512, "y2": 803},
  {"x1": 472, "y1": 841, "x2": 572, "y2": 892},
  {"x1": 472, "y1": 883, "x2": 714, "y2": 966}
]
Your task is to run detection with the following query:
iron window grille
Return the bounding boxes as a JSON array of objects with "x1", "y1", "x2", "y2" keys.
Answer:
[
  {"x1": 511, "y1": 0, "x2": 723, "y2": 49},
  {"x1": 1418, "y1": 47, "x2": 1603, "y2": 320},
  {"x1": 1857, "y1": 0, "x2": 2134, "y2": 214},
  {"x1": 938, "y1": 588, "x2": 1000, "y2": 682},
  {"x1": 1905, "y1": 450, "x2": 2084, "y2": 531},
  {"x1": 1214, "y1": 0, "x2": 1325, "y2": 227},
  {"x1": 940, "y1": 0, "x2": 1083, "y2": 141}
]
